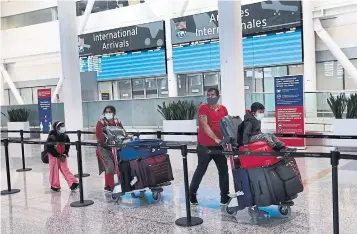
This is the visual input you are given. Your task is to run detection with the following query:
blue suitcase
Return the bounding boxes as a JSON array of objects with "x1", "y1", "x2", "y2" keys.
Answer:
[
  {"x1": 120, "y1": 139, "x2": 167, "y2": 161},
  {"x1": 232, "y1": 168, "x2": 254, "y2": 209}
]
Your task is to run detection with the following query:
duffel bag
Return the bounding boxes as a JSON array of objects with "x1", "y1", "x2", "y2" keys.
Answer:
[
  {"x1": 121, "y1": 139, "x2": 167, "y2": 161},
  {"x1": 274, "y1": 157, "x2": 304, "y2": 197}
]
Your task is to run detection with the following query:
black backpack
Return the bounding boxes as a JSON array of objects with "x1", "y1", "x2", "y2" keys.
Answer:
[{"x1": 41, "y1": 134, "x2": 50, "y2": 164}]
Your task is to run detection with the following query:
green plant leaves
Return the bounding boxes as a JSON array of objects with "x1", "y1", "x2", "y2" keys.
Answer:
[
  {"x1": 157, "y1": 100, "x2": 198, "y2": 120},
  {"x1": 346, "y1": 93, "x2": 357, "y2": 119},
  {"x1": 6, "y1": 108, "x2": 30, "y2": 122}
]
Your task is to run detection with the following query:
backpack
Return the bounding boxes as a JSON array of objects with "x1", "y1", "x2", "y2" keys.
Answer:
[{"x1": 220, "y1": 116, "x2": 244, "y2": 146}]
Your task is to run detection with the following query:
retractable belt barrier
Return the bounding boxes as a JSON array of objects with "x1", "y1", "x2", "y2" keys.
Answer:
[{"x1": 1, "y1": 130, "x2": 357, "y2": 232}]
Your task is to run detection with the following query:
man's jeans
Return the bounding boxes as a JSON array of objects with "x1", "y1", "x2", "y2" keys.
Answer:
[{"x1": 189, "y1": 145, "x2": 229, "y2": 197}]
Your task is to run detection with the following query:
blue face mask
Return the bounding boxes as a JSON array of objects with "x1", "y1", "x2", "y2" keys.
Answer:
[
  {"x1": 255, "y1": 113, "x2": 264, "y2": 121},
  {"x1": 104, "y1": 113, "x2": 113, "y2": 119}
]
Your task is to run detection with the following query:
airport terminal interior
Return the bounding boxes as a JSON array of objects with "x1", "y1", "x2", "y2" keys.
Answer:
[{"x1": 1, "y1": 0, "x2": 357, "y2": 233}]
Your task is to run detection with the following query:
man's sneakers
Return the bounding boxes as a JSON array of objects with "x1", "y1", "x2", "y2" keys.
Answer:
[
  {"x1": 220, "y1": 195, "x2": 230, "y2": 206},
  {"x1": 189, "y1": 193, "x2": 198, "y2": 205},
  {"x1": 190, "y1": 193, "x2": 230, "y2": 206},
  {"x1": 70, "y1": 183, "x2": 79, "y2": 191}
]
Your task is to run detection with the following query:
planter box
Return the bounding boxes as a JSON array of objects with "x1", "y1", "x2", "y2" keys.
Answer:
[
  {"x1": 7, "y1": 122, "x2": 30, "y2": 138},
  {"x1": 333, "y1": 119, "x2": 357, "y2": 149},
  {"x1": 163, "y1": 120, "x2": 197, "y2": 142}
]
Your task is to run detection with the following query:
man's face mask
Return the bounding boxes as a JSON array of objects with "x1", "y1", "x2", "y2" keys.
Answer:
[{"x1": 207, "y1": 96, "x2": 219, "y2": 105}]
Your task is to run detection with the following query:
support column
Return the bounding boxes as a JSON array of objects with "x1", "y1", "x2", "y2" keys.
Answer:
[
  {"x1": 165, "y1": 20, "x2": 178, "y2": 97},
  {"x1": 218, "y1": 0, "x2": 245, "y2": 117},
  {"x1": 0, "y1": 64, "x2": 24, "y2": 105},
  {"x1": 57, "y1": 0, "x2": 84, "y2": 131},
  {"x1": 302, "y1": 0, "x2": 317, "y2": 118}
]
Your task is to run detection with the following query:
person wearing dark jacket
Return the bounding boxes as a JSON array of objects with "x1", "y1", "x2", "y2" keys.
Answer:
[
  {"x1": 242, "y1": 102, "x2": 296, "y2": 152},
  {"x1": 47, "y1": 121, "x2": 79, "y2": 192}
]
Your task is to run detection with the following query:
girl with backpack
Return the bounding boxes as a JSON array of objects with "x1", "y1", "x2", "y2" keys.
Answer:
[{"x1": 95, "y1": 105, "x2": 126, "y2": 192}]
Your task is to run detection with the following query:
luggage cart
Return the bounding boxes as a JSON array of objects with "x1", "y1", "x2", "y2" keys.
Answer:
[
  {"x1": 224, "y1": 142, "x2": 292, "y2": 221},
  {"x1": 219, "y1": 116, "x2": 292, "y2": 221},
  {"x1": 102, "y1": 125, "x2": 171, "y2": 202}
]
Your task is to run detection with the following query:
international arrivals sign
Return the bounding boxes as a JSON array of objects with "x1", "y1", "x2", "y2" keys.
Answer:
[
  {"x1": 171, "y1": 0, "x2": 302, "y2": 44},
  {"x1": 78, "y1": 21, "x2": 165, "y2": 57}
]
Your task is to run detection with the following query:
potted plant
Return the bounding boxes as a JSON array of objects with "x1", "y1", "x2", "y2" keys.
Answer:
[
  {"x1": 1, "y1": 108, "x2": 30, "y2": 138},
  {"x1": 327, "y1": 93, "x2": 357, "y2": 149},
  {"x1": 157, "y1": 100, "x2": 198, "y2": 142}
]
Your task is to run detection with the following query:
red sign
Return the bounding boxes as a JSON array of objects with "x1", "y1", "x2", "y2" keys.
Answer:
[
  {"x1": 276, "y1": 106, "x2": 305, "y2": 147},
  {"x1": 37, "y1": 89, "x2": 52, "y2": 98}
]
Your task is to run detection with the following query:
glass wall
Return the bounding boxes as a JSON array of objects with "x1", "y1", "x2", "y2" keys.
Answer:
[
  {"x1": 76, "y1": 0, "x2": 145, "y2": 16},
  {"x1": 1, "y1": 7, "x2": 57, "y2": 30},
  {"x1": 4, "y1": 85, "x2": 58, "y2": 105}
]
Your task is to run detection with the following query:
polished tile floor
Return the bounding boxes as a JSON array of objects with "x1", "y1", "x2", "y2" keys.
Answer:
[{"x1": 1, "y1": 143, "x2": 357, "y2": 234}]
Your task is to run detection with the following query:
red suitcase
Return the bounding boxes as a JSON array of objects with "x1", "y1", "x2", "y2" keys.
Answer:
[
  {"x1": 138, "y1": 154, "x2": 174, "y2": 187},
  {"x1": 239, "y1": 141, "x2": 280, "y2": 169}
]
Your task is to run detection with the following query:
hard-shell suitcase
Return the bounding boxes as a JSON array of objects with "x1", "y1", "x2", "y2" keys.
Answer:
[
  {"x1": 120, "y1": 139, "x2": 168, "y2": 161},
  {"x1": 138, "y1": 154, "x2": 174, "y2": 187},
  {"x1": 232, "y1": 168, "x2": 254, "y2": 209}
]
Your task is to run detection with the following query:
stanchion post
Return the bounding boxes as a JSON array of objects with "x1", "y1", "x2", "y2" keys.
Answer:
[
  {"x1": 75, "y1": 130, "x2": 90, "y2": 178},
  {"x1": 1, "y1": 139, "x2": 21, "y2": 195},
  {"x1": 331, "y1": 151, "x2": 340, "y2": 234},
  {"x1": 157, "y1": 131, "x2": 162, "y2": 140},
  {"x1": 175, "y1": 144, "x2": 203, "y2": 227},
  {"x1": 16, "y1": 130, "x2": 32, "y2": 172},
  {"x1": 70, "y1": 141, "x2": 94, "y2": 207}
]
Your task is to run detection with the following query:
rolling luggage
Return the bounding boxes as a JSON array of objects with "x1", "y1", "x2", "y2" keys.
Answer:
[
  {"x1": 129, "y1": 160, "x2": 146, "y2": 190},
  {"x1": 232, "y1": 168, "x2": 254, "y2": 209},
  {"x1": 247, "y1": 167, "x2": 275, "y2": 207},
  {"x1": 138, "y1": 154, "x2": 174, "y2": 187},
  {"x1": 119, "y1": 161, "x2": 133, "y2": 193},
  {"x1": 120, "y1": 139, "x2": 168, "y2": 161}
]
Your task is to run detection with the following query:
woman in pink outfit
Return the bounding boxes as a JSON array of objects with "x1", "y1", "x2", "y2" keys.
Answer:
[{"x1": 46, "y1": 121, "x2": 79, "y2": 192}]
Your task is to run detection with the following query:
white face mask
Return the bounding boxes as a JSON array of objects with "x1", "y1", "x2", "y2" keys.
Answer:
[
  {"x1": 58, "y1": 127, "x2": 66, "y2": 134},
  {"x1": 255, "y1": 113, "x2": 264, "y2": 121},
  {"x1": 104, "y1": 113, "x2": 113, "y2": 119}
]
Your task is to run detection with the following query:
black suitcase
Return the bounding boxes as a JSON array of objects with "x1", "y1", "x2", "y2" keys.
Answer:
[
  {"x1": 247, "y1": 167, "x2": 275, "y2": 207},
  {"x1": 119, "y1": 161, "x2": 134, "y2": 192},
  {"x1": 263, "y1": 165, "x2": 286, "y2": 203}
]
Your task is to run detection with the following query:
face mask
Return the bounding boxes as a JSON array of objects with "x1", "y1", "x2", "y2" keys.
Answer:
[
  {"x1": 255, "y1": 113, "x2": 264, "y2": 121},
  {"x1": 207, "y1": 96, "x2": 219, "y2": 105},
  {"x1": 104, "y1": 113, "x2": 113, "y2": 119},
  {"x1": 58, "y1": 127, "x2": 66, "y2": 134}
]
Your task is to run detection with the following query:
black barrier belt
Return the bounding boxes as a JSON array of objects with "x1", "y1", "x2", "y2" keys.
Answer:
[
  {"x1": 275, "y1": 133, "x2": 357, "y2": 140},
  {"x1": 2, "y1": 138, "x2": 356, "y2": 160}
]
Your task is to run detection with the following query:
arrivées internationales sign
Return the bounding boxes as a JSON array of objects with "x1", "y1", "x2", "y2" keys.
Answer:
[
  {"x1": 171, "y1": 0, "x2": 302, "y2": 44},
  {"x1": 78, "y1": 21, "x2": 165, "y2": 57}
]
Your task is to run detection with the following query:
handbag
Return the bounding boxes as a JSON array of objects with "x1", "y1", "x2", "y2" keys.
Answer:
[{"x1": 41, "y1": 151, "x2": 49, "y2": 164}]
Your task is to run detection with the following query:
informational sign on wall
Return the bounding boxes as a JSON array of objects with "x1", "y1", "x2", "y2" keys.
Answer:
[
  {"x1": 78, "y1": 21, "x2": 165, "y2": 57},
  {"x1": 38, "y1": 89, "x2": 52, "y2": 134},
  {"x1": 171, "y1": 0, "x2": 302, "y2": 44},
  {"x1": 100, "y1": 90, "x2": 110, "y2": 100},
  {"x1": 274, "y1": 75, "x2": 305, "y2": 147}
]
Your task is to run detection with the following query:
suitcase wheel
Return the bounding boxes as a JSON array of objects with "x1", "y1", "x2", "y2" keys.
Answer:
[
  {"x1": 130, "y1": 191, "x2": 146, "y2": 198},
  {"x1": 111, "y1": 193, "x2": 121, "y2": 202},
  {"x1": 152, "y1": 191, "x2": 162, "y2": 201},
  {"x1": 225, "y1": 206, "x2": 237, "y2": 216},
  {"x1": 278, "y1": 205, "x2": 291, "y2": 217}
]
